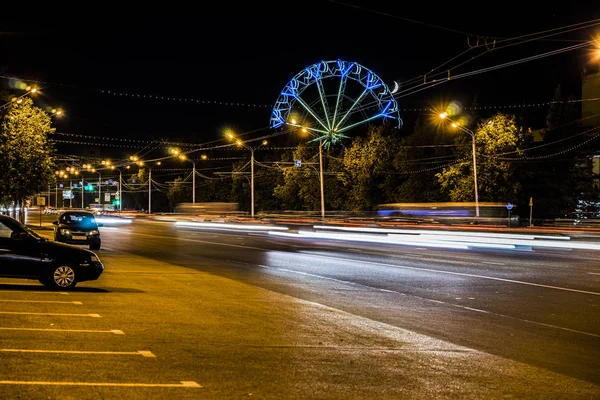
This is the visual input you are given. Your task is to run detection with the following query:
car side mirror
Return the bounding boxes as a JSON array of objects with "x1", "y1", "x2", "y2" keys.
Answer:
[
  {"x1": 97, "y1": 223, "x2": 103, "y2": 227},
  {"x1": 52, "y1": 221, "x2": 58, "y2": 225},
  {"x1": 11, "y1": 232, "x2": 30, "y2": 240}
]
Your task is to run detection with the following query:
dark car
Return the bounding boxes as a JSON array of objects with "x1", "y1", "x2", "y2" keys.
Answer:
[
  {"x1": 53, "y1": 211, "x2": 102, "y2": 250},
  {"x1": 0, "y1": 215, "x2": 104, "y2": 289}
]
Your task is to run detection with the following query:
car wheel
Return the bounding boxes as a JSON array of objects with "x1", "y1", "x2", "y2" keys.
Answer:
[
  {"x1": 89, "y1": 241, "x2": 101, "y2": 250},
  {"x1": 43, "y1": 265, "x2": 77, "y2": 290}
]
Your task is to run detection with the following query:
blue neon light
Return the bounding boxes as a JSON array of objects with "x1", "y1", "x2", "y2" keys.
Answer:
[{"x1": 270, "y1": 60, "x2": 402, "y2": 132}]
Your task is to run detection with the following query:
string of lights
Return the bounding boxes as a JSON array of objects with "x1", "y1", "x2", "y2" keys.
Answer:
[
  {"x1": 484, "y1": 131, "x2": 600, "y2": 161},
  {"x1": 99, "y1": 90, "x2": 273, "y2": 108}
]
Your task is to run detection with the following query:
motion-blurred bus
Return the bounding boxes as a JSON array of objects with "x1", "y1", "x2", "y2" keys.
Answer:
[
  {"x1": 376, "y1": 202, "x2": 510, "y2": 220},
  {"x1": 175, "y1": 202, "x2": 240, "y2": 216}
]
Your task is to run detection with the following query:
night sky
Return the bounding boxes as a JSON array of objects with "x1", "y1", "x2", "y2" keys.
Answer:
[{"x1": 1, "y1": 1, "x2": 599, "y2": 160}]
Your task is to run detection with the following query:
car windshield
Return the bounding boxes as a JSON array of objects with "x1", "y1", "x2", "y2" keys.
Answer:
[
  {"x1": 1, "y1": 217, "x2": 43, "y2": 240},
  {"x1": 60, "y1": 213, "x2": 98, "y2": 228}
]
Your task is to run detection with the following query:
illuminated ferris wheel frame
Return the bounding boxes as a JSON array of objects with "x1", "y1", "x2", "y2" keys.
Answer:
[{"x1": 270, "y1": 60, "x2": 402, "y2": 144}]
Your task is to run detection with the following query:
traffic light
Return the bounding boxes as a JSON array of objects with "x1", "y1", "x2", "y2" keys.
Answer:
[
  {"x1": 85, "y1": 184, "x2": 94, "y2": 191},
  {"x1": 112, "y1": 200, "x2": 120, "y2": 206}
]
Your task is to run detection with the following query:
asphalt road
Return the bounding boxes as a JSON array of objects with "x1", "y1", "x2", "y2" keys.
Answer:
[{"x1": 1, "y1": 213, "x2": 598, "y2": 398}]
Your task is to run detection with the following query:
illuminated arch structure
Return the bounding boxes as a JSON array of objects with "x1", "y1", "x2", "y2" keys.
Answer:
[{"x1": 270, "y1": 60, "x2": 402, "y2": 147}]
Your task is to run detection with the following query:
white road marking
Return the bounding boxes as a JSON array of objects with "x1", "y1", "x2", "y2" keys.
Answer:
[
  {"x1": 0, "y1": 380, "x2": 201, "y2": 388},
  {"x1": 258, "y1": 264, "x2": 600, "y2": 338},
  {"x1": 0, "y1": 349, "x2": 155, "y2": 357},
  {"x1": 482, "y1": 261, "x2": 505, "y2": 266},
  {"x1": 0, "y1": 289, "x2": 68, "y2": 295},
  {"x1": 0, "y1": 300, "x2": 82, "y2": 305},
  {"x1": 589, "y1": 272, "x2": 600, "y2": 275},
  {"x1": 127, "y1": 232, "x2": 600, "y2": 296},
  {"x1": 0, "y1": 312, "x2": 100, "y2": 317},
  {"x1": 0, "y1": 327, "x2": 124, "y2": 335}
]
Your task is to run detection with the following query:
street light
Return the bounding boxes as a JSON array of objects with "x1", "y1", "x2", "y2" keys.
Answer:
[
  {"x1": 173, "y1": 151, "x2": 198, "y2": 205},
  {"x1": 110, "y1": 165, "x2": 130, "y2": 212},
  {"x1": 290, "y1": 121, "x2": 326, "y2": 220},
  {"x1": 130, "y1": 156, "x2": 156, "y2": 213},
  {"x1": 226, "y1": 134, "x2": 268, "y2": 218},
  {"x1": 439, "y1": 112, "x2": 480, "y2": 218}
]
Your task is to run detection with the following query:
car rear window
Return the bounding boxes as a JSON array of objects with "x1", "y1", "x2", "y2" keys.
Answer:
[{"x1": 61, "y1": 213, "x2": 98, "y2": 227}]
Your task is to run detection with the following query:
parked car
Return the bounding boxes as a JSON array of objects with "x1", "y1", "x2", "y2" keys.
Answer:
[
  {"x1": 0, "y1": 215, "x2": 104, "y2": 289},
  {"x1": 53, "y1": 211, "x2": 103, "y2": 250}
]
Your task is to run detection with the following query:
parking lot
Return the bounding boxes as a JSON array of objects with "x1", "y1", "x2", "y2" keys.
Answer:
[{"x1": 0, "y1": 247, "x2": 204, "y2": 399}]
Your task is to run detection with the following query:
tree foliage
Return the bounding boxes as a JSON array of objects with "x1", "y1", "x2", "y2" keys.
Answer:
[
  {"x1": 0, "y1": 97, "x2": 56, "y2": 220},
  {"x1": 341, "y1": 124, "x2": 397, "y2": 210},
  {"x1": 166, "y1": 176, "x2": 190, "y2": 211},
  {"x1": 436, "y1": 113, "x2": 530, "y2": 203}
]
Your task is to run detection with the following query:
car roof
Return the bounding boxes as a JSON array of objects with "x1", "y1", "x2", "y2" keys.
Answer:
[{"x1": 60, "y1": 211, "x2": 95, "y2": 216}]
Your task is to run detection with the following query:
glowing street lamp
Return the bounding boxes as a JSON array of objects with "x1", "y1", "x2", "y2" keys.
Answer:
[
  {"x1": 226, "y1": 133, "x2": 268, "y2": 218},
  {"x1": 439, "y1": 113, "x2": 480, "y2": 218},
  {"x1": 292, "y1": 122, "x2": 325, "y2": 220},
  {"x1": 173, "y1": 150, "x2": 199, "y2": 205}
]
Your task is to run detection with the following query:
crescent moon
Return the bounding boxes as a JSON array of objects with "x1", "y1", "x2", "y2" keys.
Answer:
[{"x1": 391, "y1": 80, "x2": 399, "y2": 94}]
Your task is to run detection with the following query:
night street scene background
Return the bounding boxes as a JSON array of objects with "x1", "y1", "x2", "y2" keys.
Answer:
[{"x1": 0, "y1": 2, "x2": 599, "y2": 399}]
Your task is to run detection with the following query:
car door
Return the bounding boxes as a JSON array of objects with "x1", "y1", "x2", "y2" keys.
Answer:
[{"x1": 0, "y1": 221, "x2": 44, "y2": 278}]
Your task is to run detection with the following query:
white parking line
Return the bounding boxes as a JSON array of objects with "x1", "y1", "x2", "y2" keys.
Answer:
[
  {"x1": 0, "y1": 380, "x2": 201, "y2": 388},
  {"x1": 0, "y1": 349, "x2": 155, "y2": 357},
  {"x1": 0, "y1": 300, "x2": 82, "y2": 305},
  {"x1": 0, "y1": 312, "x2": 100, "y2": 318},
  {"x1": 0, "y1": 290, "x2": 68, "y2": 295},
  {"x1": 0, "y1": 327, "x2": 124, "y2": 335}
]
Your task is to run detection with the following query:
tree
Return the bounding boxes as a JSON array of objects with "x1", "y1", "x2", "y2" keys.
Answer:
[
  {"x1": 0, "y1": 97, "x2": 56, "y2": 221},
  {"x1": 436, "y1": 113, "x2": 530, "y2": 205},
  {"x1": 524, "y1": 84, "x2": 598, "y2": 218},
  {"x1": 166, "y1": 176, "x2": 190, "y2": 212},
  {"x1": 274, "y1": 144, "x2": 321, "y2": 211},
  {"x1": 341, "y1": 124, "x2": 397, "y2": 210}
]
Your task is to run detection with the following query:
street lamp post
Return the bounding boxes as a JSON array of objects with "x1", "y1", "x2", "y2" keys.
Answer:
[
  {"x1": 173, "y1": 150, "x2": 207, "y2": 205},
  {"x1": 119, "y1": 170, "x2": 123, "y2": 212},
  {"x1": 148, "y1": 166, "x2": 152, "y2": 214},
  {"x1": 291, "y1": 123, "x2": 326, "y2": 220},
  {"x1": 439, "y1": 113, "x2": 480, "y2": 218},
  {"x1": 318, "y1": 138, "x2": 325, "y2": 220},
  {"x1": 226, "y1": 137, "x2": 268, "y2": 218}
]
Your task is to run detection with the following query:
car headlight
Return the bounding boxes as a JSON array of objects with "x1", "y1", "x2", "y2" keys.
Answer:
[
  {"x1": 60, "y1": 229, "x2": 70, "y2": 235},
  {"x1": 88, "y1": 230, "x2": 100, "y2": 236}
]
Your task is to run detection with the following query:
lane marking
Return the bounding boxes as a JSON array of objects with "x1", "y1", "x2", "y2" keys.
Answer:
[
  {"x1": 0, "y1": 312, "x2": 100, "y2": 318},
  {"x1": 126, "y1": 232, "x2": 600, "y2": 296},
  {"x1": 589, "y1": 272, "x2": 600, "y2": 275},
  {"x1": 258, "y1": 264, "x2": 600, "y2": 338},
  {"x1": 0, "y1": 290, "x2": 68, "y2": 295},
  {"x1": 0, "y1": 380, "x2": 201, "y2": 388},
  {"x1": 0, "y1": 327, "x2": 124, "y2": 335},
  {"x1": 482, "y1": 261, "x2": 505, "y2": 266},
  {"x1": 0, "y1": 349, "x2": 155, "y2": 357},
  {"x1": 0, "y1": 300, "x2": 82, "y2": 305}
]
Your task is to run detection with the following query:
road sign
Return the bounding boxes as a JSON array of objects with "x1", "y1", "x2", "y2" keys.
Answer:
[
  {"x1": 37, "y1": 197, "x2": 46, "y2": 206},
  {"x1": 506, "y1": 202, "x2": 513, "y2": 210},
  {"x1": 294, "y1": 160, "x2": 301, "y2": 167}
]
